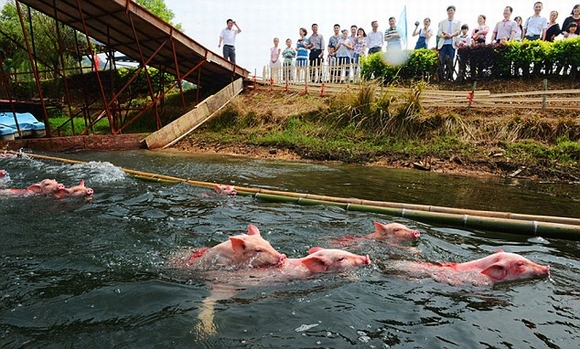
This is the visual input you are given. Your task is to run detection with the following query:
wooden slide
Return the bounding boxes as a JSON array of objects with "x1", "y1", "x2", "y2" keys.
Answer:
[{"x1": 143, "y1": 78, "x2": 244, "y2": 149}]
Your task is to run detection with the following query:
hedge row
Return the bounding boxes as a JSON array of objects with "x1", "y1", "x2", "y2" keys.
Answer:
[{"x1": 360, "y1": 37, "x2": 580, "y2": 82}]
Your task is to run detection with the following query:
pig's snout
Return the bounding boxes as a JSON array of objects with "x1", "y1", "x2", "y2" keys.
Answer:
[
  {"x1": 86, "y1": 188, "x2": 94, "y2": 196},
  {"x1": 363, "y1": 255, "x2": 372, "y2": 265},
  {"x1": 412, "y1": 230, "x2": 421, "y2": 239}
]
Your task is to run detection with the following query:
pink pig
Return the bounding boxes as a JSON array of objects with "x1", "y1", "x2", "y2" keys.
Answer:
[
  {"x1": 333, "y1": 222, "x2": 420, "y2": 248},
  {"x1": 53, "y1": 179, "x2": 94, "y2": 199},
  {"x1": 213, "y1": 184, "x2": 237, "y2": 196},
  {"x1": 366, "y1": 222, "x2": 421, "y2": 242},
  {"x1": 0, "y1": 178, "x2": 65, "y2": 197},
  {"x1": 0, "y1": 170, "x2": 7, "y2": 179},
  {"x1": 390, "y1": 250, "x2": 550, "y2": 286},
  {"x1": 172, "y1": 224, "x2": 287, "y2": 270},
  {"x1": 195, "y1": 247, "x2": 371, "y2": 338},
  {"x1": 276, "y1": 247, "x2": 371, "y2": 277}
]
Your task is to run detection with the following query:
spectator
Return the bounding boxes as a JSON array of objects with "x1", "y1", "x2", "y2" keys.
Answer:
[
  {"x1": 352, "y1": 27, "x2": 367, "y2": 81},
  {"x1": 328, "y1": 24, "x2": 341, "y2": 82},
  {"x1": 353, "y1": 27, "x2": 367, "y2": 64},
  {"x1": 492, "y1": 6, "x2": 517, "y2": 43},
  {"x1": 471, "y1": 15, "x2": 489, "y2": 45},
  {"x1": 350, "y1": 25, "x2": 358, "y2": 43},
  {"x1": 562, "y1": 4, "x2": 580, "y2": 38},
  {"x1": 281, "y1": 38, "x2": 296, "y2": 82},
  {"x1": 269, "y1": 37, "x2": 281, "y2": 81},
  {"x1": 296, "y1": 28, "x2": 309, "y2": 81},
  {"x1": 413, "y1": 18, "x2": 433, "y2": 49},
  {"x1": 523, "y1": 1, "x2": 548, "y2": 40},
  {"x1": 367, "y1": 20, "x2": 384, "y2": 54},
  {"x1": 454, "y1": 24, "x2": 472, "y2": 48},
  {"x1": 218, "y1": 19, "x2": 241, "y2": 63},
  {"x1": 384, "y1": 17, "x2": 402, "y2": 51},
  {"x1": 308, "y1": 23, "x2": 325, "y2": 83},
  {"x1": 437, "y1": 5, "x2": 462, "y2": 81},
  {"x1": 543, "y1": 11, "x2": 561, "y2": 41},
  {"x1": 335, "y1": 29, "x2": 354, "y2": 82},
  {"x1": 454, "y1": 24, "x2": 471, "y2": 80},
  {"x1": 566, "y1": 22, "x2": 579, "y2": 38},
  {"x1": 514, "y1": 16, "x2": 524, "y2": 41}
]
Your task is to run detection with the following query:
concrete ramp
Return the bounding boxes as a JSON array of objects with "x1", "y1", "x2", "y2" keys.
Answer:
[{"x1": 144, "y1": 79, "x2": 244, "y2": 149}]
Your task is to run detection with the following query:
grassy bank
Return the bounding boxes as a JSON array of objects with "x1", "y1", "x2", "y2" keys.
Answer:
[{"x1": 176, "y1": 81, "x2": 580, "y2": 182}]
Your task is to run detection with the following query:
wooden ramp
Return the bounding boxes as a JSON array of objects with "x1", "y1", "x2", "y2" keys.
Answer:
[{"x1": 143, "y1": 79, "x2": 244, "y2": 149}]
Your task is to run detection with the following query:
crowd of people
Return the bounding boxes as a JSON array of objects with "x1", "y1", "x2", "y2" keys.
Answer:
[{"x1": 217, "y1": 3, "x2": 580, "y2": 82}]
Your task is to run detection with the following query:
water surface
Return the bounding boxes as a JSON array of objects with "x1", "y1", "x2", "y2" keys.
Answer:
[{"x1": 0, "y1": 150, "x2": 578, "y2": 348}]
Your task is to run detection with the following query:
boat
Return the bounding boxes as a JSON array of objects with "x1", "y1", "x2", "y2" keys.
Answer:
[{"x1": 0, "y1": 112, "x2": 46, "y2": 140}]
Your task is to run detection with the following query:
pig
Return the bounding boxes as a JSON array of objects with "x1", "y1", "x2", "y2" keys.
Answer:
[
  {"x1": 331, "y1": 222, "x2": 421, "y2": 258},
  {"x1": 273, "y1": 247, "x2": 371, "y2": 277},
  {"x1": 366, "y1": 222, "x2": 421, "y2": 242},
  {"x1": 0, "y1": 178, "x2": 65, "y2": 197},
  {"x1": 170, "y1": 224, "x2": 287, "y2": 270},
  {"x1": 334, "y1": 222, "x2": 420, "y2": 246},
  {"x1": 53, "y1": 179, "x2": 94, "y2": 199},
  {"x1": 0, "y1": 170, "x2": 9, "y2": 185},
  {"x1": 388, "y1": 250, "x2": 550, "y2": 286},
  {"x1": 213, "y1": 184, "x2": 237, "y2": 196},
  {"x1": 195, "y1": 247, "x2": 371, "y2": 338}
]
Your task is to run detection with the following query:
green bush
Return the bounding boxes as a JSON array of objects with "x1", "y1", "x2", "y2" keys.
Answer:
[
  {"x1": 360, "y1": 50, "x2": 438, "y2": 83},
  {"x1": 363, "y1": 37, "x2": 580, "y2": 82}
]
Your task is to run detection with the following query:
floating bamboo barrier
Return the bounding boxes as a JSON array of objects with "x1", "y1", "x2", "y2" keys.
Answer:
[{"x1": 9, "y1": 151, "x2": 580, "y2": 240}]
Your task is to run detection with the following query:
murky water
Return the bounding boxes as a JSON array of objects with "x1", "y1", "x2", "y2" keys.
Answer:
[{"x1": 1, "y1": 150, "x2": 578, "y2": 348}]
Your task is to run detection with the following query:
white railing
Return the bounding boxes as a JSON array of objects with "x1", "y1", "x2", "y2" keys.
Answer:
[{"x1": 262, "y1": 59, "x2": 363, "y2": 85}]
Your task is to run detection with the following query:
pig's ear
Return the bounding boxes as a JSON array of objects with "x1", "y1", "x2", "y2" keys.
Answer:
[
  {"x1": 493, "y1": 249, "x2": 505, "y2": 254},
  {"x1": 481, "y1": 263, "x2": 508, "y2": 281},
  {"x1": 78, "y1": 179, "x2": 85, "y2": 187},
  {"x1": 229, "y1": 236, "x2": 246, "y2": 254},
  {"x1": 373, "y1": 221, "x2": 385, "y2": 233},
  {"x1": 247, "y1": 224, "x2": 260, "y2": 236},
  {"x1": 301, "y1": 255, "x2": 330, "y2": 273},
  {"x1": 308, "y1": 247, "x2": 323, "y2": 254},
  {"x1": 26, "y1": 183, "x2": 42, "y2": 193},
  {"x1": 213, "y1": 184, "x2": 221, "y2": 194}
]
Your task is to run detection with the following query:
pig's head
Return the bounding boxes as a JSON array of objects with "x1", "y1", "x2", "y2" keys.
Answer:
[
  {"x1": 300, "y1": 247, "x2": 371, "y2": 274},
  {"x1": 213, "y1": 184, "x2": 237, "y2": 196},
  {"x1": 54, "y1": 179, "x2": 94, "y2": 199},
  {"x1": 368, "y1": 222, "x2": 421, "y2": 242},
  {"x1": 26, "y1": 179, "x2": 64, "y2": 195},
  {"x1": 480, "y1": 251, "x2": 550, "y2": 284},
  {"x1": 228, "y1": 224, "x2": 286, "y2": 268}
]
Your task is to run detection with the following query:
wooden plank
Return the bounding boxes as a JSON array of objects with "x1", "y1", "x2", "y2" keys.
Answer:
[{"x1": 143, "y1": 78, "x2": 244, "y2": 149}]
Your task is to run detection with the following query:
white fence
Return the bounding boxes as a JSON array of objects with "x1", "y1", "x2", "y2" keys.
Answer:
[{"x1": 262, "y1": 59, "x2": 363, "y2": 85}]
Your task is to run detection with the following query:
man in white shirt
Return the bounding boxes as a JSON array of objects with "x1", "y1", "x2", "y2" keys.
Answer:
[
  {"x1": 218, "y1": 19, "x2": 242, "y2": 64},
  {"x1": 523, "y1": 1, "x2": 548, "y2": 40},
  {"x1": 367, "y1": 20, "x2": 384, "y2": 54}
]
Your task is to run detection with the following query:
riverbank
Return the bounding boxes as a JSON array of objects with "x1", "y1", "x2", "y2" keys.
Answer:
[{"x1": 171, "y1": 80, "x2": 580, "y2": 183}]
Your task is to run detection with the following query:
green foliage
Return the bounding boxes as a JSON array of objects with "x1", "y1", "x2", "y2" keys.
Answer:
[
  {"x1": 401, "y1": 49, "x2": 439, "y2": 79},
  {"x1": 458, "y1": 37, "x2": 580, "y2": 80},
  {"x1": 360, "y1": 50, "x2": 439, "y2": 83},
  {"x1": 135, "y1": 0, "x2": 182, "y2": 30}
]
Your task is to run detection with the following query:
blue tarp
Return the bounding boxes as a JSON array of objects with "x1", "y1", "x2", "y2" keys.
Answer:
[{"x1": 0, "y1": 112, "x2": 46, "y2": 140}]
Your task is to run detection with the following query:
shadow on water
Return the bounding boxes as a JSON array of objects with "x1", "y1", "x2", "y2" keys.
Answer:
[{"x1": 0, "y1": 150, "x2": 578, "y2": 348}]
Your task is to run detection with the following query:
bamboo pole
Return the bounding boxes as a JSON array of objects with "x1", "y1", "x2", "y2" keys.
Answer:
[{"x1": 11, "y1": 151, "x2": 580, "y2": 239}]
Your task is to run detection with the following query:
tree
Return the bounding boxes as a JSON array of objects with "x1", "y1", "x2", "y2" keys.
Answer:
[{"x1": 136, "y1": 0, "x2": 182, "y2": 31}]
